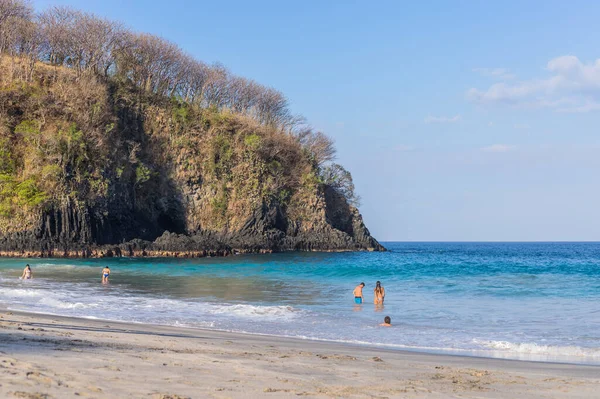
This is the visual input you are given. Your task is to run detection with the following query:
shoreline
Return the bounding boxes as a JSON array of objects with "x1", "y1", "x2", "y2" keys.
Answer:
[
  {"x1": 1, "y1": 310, "x2": 598, "y2": 398},
  {"x1": 5, "y1": 308, "x2": 600, "y2": 368}
]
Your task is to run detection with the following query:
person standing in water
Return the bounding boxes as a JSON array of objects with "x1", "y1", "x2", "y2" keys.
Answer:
[
  {"x1": 21, "y1": 264, "x2": 32, "y2": 280},
  {"x1": 353, "y1": 282, "x2": 365, "y2": 304},
  {"x1": 374, "y1": 281, "x2": 385, "y2": 305},
  {"x1": 102, "y1": 266, "x2": 111, "y2": 284}
]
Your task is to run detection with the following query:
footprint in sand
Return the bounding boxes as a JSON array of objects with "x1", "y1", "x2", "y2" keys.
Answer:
[
  {"x1": 9, "y1": 392, "x2": 53, "y2": 399},
  {"x1": 26, "y1": 372, "x2": 57, "y2": 387}
]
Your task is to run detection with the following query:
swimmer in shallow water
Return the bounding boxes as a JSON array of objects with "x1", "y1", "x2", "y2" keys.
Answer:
[
  {"x1": 21, "y1": 264, "x2": 32, "y2": 280},
  {"x1": 102, "y1": 266, "x2": 110, "y2": 284},
  {"x1": 353, "y1": 282, "x2": 365, "y2": 304},
  {"x1": 380, "y1": 316, "x2": 391, "y2": 327},
  {"x1": 374, "y1": 280, "x2": 385, "y2": 305}
]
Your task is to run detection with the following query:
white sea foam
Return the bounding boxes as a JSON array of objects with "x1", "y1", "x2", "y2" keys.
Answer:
[
  {"x1": 209, "y1": 304, "x2": 301, "y2": 319},
  {"x1": 0, "y1": 288, "x2": 43, "y2": 298},
  {"x1": 170, "y1": 320, "x2": 215, "y2": 328},
  {"x1": 1, "y1": 283, "x2": 301, "y2": 325},
  {"x1": 38, "y1": 297, "x2": 98, "y2": 310},
  {"x1": 33, "y1": 263, "x2": 78, "y2": 269},
  {"x1": 474, "y1": 339, "x2": 600, "y2": 359}
]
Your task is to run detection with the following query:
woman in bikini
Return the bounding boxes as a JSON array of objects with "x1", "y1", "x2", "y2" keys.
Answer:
[
  {"x1": 374, "y1": 281, "x2": 385, "y2": 305},
  {"x1": 21, "y1": 264, "x2": 32, "y2": 280}
]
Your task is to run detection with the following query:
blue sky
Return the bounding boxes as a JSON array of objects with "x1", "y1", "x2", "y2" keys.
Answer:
[{"x1": 33, "y1": 0, "x2": 600, "y2": 241}]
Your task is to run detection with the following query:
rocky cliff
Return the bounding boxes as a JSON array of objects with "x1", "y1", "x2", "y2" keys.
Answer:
[{"x1": 0, "y1": 59, "x2": 384, "y2": 258}]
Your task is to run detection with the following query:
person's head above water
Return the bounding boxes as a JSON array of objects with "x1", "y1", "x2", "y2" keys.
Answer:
[{"x1": 384, "y1": 316, "x2": 391, "y2": 324}]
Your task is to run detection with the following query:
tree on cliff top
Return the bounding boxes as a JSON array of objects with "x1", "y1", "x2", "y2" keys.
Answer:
[{"x1": 0, "y1": 0, "x2": 361, "y2": 210}]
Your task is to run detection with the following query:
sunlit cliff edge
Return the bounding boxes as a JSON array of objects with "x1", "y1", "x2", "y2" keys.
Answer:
[{"x1": 0, "y1": 2, "x2": 384, "y2": 257}]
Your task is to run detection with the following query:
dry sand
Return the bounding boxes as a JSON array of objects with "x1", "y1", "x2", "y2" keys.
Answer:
[{"x1": 0, "y1": 310, "x2": 598, "y2": 399}]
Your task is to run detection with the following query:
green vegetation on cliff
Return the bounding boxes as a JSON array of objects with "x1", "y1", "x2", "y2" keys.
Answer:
[{"x1": 0, "y1": 0, "x2": 382, "y2": 255}]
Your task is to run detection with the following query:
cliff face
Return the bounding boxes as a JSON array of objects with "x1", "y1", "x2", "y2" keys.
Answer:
[{"x1": 0, "y1": 60, "x2": 384, "y2": 257}]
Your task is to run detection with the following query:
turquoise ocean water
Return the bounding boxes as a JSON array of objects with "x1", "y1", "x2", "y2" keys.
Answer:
[{"x1": 1, "y1": 242, "x2": 599, "y2": 364}]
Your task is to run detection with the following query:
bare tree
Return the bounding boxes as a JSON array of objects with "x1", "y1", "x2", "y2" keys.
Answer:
[
  {"x1": 254, "y1": 87, "x2": 291, "y2": 127},
  {"x1": 2, "y1": 2, "x2": 329, "y2": 135},
  {"x1": 72, "y1": 13, "x2": 123, "y2": 75},
  {"x1": 14, "y1": 17, "x2": 43, "y2": 80},
  {"x1": 322, "y1": 163, "x2": 361, "y2": 207},
  {"x1": 114, "y1": 32, "x2": 186, "y2": 96},
  {"x1": 202, "y1": 63, "x2": 229, "y2": 108},
  {"x1": 38, "y1": 6, "x2": 80, "y2": 66},
  {"x1": 0, "y1": 0, "x2": 33, "y2": 54},
  {"x1": 0, "y1": 0, "x2": 31, "y2": 24},
  {"x1": 296, "y1": 129, "x2": 336, "y2": 167},
  {"x1": 182, "y1": 56, "x2": 210, "y2": 103}
]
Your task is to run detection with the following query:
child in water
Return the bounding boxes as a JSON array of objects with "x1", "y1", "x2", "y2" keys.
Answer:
[{"x1": 380, "y1": 316, "x2": 391, "y2": 327}]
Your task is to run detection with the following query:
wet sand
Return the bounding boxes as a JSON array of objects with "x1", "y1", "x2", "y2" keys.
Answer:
[{"x1": 0, "y1": 310, "x2": 598, "y2": 398}]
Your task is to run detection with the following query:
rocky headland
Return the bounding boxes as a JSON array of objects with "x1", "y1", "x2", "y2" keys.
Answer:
[
  {"x1": 0, "y1": 61, "x2": 383, "y2": 258},
  {"x1": 0, "y1": 2, "x2": 383, "y2": 258}
]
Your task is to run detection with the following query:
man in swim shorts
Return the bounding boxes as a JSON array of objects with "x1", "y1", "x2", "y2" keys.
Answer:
[
  {"x1": 353, "y1": 282, "x2": 365, "y2": 304},
  {"x1": 102, "y1": 266, "x2": 110, "y2": 284}
]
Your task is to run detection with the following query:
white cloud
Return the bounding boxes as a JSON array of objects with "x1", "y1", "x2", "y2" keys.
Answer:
[
  {"x1": 424, "y1": 114, "x2": 461, "y2": 124},
  {"x1": 467, "y1": 56, "x2": 600, "y2": 112},
  {"x1": 556, "y1": 101, "x2": 600, "y2": 113},
  {"x1": 473, "y1": 67, "x2": 515, "y2": 80},
  {"x1": 481, "y1": 144, "x2": 515, "y2": 153}
]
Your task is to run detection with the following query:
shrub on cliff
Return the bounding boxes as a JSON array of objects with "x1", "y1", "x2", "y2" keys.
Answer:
[{"x1": 0, "y1": 0, "x2": 363, "y2": 244}]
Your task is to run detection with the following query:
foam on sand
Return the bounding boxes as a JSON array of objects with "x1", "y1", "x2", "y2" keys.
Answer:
[
  {"x1": 209, "y1": 304, "x2": 302, "y2": 319},
  {"x1": 476, "y1": 339, "x2": 600, "y2": 360}
]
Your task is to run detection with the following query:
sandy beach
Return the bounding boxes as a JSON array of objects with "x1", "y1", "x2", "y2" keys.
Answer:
[{"x1": 0, "y1": 310, "x2": 597, "y2": 399}]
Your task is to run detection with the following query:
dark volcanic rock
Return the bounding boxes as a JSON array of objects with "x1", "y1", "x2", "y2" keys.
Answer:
[{"x1": 0, "y1": 187, "x2": 384, "y2": 258}]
